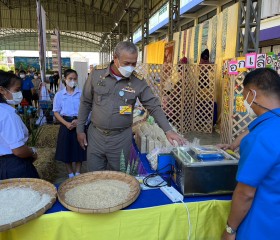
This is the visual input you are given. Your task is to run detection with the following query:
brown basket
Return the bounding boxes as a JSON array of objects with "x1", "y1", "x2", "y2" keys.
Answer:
[
  {"x1": 0, "y1": 178, "x2": 57, "y2": 232},
  {"x1": 58, "y1": 171, "x2": 141, "y2": 214}
]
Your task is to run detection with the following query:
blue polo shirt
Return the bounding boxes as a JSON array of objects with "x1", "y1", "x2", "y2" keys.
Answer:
[
  {"x1": 21, "y1": 77, "x2": 34, "y2": 91},
  {"x1": 236, "y1": 108, "x2": 280, "y2": 240}
]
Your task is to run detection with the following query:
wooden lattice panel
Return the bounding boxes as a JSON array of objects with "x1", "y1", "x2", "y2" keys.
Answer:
[
  {"x1": 181, "y1": 65, "x2": 196, "y2": 133},
  {"x1": 231, "y1": 73, "x2": 253, "y2": 140},
  {"x1": 220, "y1": 73, "x2": 234, "y2": 144},
  {"x1": 135, "y1": 63, "x2": 216, "y2": 135},
  {"x1": 146, "y1": 64, "x2": 162, "y2": 99},
  {"x1": 220, "y1": 72, "x2": 254, "y2": 144},
  {"x1": 160, "y1": 64, "x2": 184, "y2": 132},
  {"x1": 193, "y1": 64, "x2": 216, "y2": 133},
  {"x1": 135, "y1": 63, "x2": 149, "y2": 80}
]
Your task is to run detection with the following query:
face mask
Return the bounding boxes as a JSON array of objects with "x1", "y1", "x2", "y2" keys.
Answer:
[
  {"x1": 66, "y1": 79, "x2": 77, "y2": 88},
  {"x1": 117, "y1": 59, "x2": 135, "y2": 78},
  {"x1": 20, "y1": 74, "x2": 25, "y2": 79},
  {"x1": 5, "y1": 90, "x2": 23, "y2": 105},
  {"x1": 244, "y1": 90, "x2": 257, "y2": 118},
  {"x1": 34, "y1": 76, "x2": 38, "y2": 79}
]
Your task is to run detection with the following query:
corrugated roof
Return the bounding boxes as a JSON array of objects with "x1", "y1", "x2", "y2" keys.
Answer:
[{"x1": 0, "y1": 0, "x2": 166, "y2": 51}]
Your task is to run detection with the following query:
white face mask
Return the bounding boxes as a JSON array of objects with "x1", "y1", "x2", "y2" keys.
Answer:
[
  {"x1": 34, "y1": 76, "x2": 38, "y2": 79},
  {"x1": 244, "y1": 90, "x2": 257, "y2": 118},
  {"x1": 5, "y1": 90, "x2": 23, "y2": 105},
  {"x1": 19, "y1": 74, "x2": 25, "y2": 79},
  {"x1": 66, "y1": 79, "x2": 77, "y2": 88},
  {"x1": 117, "y1": 59, "x2": 135, "y2": 78}
]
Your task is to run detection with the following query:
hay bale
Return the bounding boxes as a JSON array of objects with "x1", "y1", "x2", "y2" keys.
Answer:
[
  {"x1": 34, "y1": 148, "x2": 56, "y2": 183},
  {"x1": 36, "y1": 124, "x2": 60, "y2": 148}
]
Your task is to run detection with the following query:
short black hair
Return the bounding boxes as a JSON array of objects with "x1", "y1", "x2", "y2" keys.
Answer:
[
  {"x1": 19, "y1": 70, "x2": 26, "y2": 74},
  {"x1": 201, "y1": 49, "x2": 209, "y2": 60},
  {"x1": 243, "y1": 68, "x2": 280, "y2": 98},
  {"x1": 64, "y1": 69, "x2": 77, "y2": 78},
  {"x1": 0, "y1": 70, "x2": 22, "y2": 103}
]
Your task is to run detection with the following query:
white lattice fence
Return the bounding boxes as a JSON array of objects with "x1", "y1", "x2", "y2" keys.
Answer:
[
  {"x1": 136, "y1": 63, "x2": 216, "y2": 134},
  {"x1": 160, "y1": 64, "x2": 184, "y2": 132},
  {"x1": 146, "y1": 64, "x2": 162, "y2": 99},
  {"x1": 182, "y1": 65, "x2": 196, "y2": 133},
  {"x1": 193, "y1": 64, "x2": 216, "y2": 133}
]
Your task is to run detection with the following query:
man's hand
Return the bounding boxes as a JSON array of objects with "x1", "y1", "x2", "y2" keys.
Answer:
[
  {"x1": 216, "y1": 143, "x2": 233, "y2": 151},
  {"x1": 77, "y1": 132, "x2": 88, "y2": 150},
  {"x1": 166, "y1": 130, "x2": 186, "y2": 146},
  {"x1": 221, "y1": 231, "x2": 236, "y2": 240}
]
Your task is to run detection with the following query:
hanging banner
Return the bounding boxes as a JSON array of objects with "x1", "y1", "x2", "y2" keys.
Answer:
[
  {"x1": 36, "y1": 0, "x2": 47, "y2": 82},
  {"x1": 51, "y1": 29, "x2": 62, "y2": 79},
  {"x1": 163, "y1": 41, "x2": 175, "y2": 64}
]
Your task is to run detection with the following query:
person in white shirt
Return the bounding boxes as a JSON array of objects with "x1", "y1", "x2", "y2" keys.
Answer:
[
  {"x1": 53, "y1": 69, "x2": 86, "y2": 178},
  {"x1": 0, "y1": 70, "x2": 39, "y2": 179}
]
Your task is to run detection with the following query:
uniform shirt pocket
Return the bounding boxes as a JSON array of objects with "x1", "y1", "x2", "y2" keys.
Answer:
[
  {"x1": 123, "y1": 92, "x2": 136, "y2": 105},
  {"x1": 94, "y1": 87, "x2": 110, "y2": 106}
]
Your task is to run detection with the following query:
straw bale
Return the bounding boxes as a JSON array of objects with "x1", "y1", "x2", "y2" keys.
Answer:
[
  {"x1": 36, "y1": 124, "x2": 60, "y2": 148},
  {"x1": 34, "y1": 148, "x2": 56, "y2": 183}
]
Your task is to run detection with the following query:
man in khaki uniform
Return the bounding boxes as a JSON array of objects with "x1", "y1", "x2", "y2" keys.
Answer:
[{"x1": 77, "y1": 41, "x2": 185, "y2": 171}]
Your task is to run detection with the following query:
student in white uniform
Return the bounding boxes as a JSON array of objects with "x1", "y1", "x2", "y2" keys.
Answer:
[
  {"x1": 53, "y1": 69, "x2": 86, "y2": 178},
  {"x1": 0, "y1": 70, "x2": 39, "y2": 179}
]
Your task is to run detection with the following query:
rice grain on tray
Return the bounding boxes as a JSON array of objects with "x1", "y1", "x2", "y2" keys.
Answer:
[
  {"x1": 0, "y1": 187, "x2": 51, "y2": 225},
  {"x1": 65, "y1": 180, "x2": 130, "y2": 209}
]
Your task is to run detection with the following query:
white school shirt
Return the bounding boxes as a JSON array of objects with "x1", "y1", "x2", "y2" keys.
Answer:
[
  {"x1": 0, "y1": 103, "x2": 29, "y2": 155},
  {"x1": 53, "y1": 87, "x2": 82, "y2": 117}
]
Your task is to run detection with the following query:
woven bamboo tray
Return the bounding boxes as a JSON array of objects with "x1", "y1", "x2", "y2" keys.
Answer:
[
  {"x1": 58, "y1": 171, "x2": 141, "y2": 214},
  {"x1": 0, "y1": 178, "x2": 57, "y2": 232}
]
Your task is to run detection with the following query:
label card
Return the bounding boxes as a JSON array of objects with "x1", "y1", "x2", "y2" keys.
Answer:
[
  {"x1": 245, "y1": 53, "x2": 257, "y2": 68},
  {"x1": 228, "y1": 61, "x2": 238, "y2": 75},
  {"x1": 256, "y1": 54, "x2": 266, "y2": 68},
  {"x1": 266, "y1": 52, "x2": 274, "y2": 68},
  {"x1": 237, "y1": 57, "x2": 246, "y2": 72}
]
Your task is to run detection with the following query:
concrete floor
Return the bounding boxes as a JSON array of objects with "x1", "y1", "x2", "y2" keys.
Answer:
[{"x1": 53, "y1": 131, "x2": 221, "y2": 184}]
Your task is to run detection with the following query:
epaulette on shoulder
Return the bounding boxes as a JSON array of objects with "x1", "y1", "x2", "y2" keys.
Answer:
[
  {"x1": 95, "y1": 64, "x2": 108, "y2": 70},
  {"x1": 133, "y1": 71, "x2": 144, "y2": 80}
]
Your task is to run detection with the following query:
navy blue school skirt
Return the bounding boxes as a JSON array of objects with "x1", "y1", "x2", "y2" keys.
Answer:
[
  {"x1": 55, "y1": 117, "x2": 86, "y2": 163},
  {"x1": 0, "y1": 154, "x2": 39, "y2": 180}
]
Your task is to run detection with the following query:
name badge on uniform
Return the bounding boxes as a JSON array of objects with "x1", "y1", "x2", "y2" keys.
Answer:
[{"x1": 120, "y1": 105, "x2": 132, "y2": 115}]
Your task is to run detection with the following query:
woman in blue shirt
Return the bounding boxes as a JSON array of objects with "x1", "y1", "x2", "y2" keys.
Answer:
[
  {"x1": 0, "y1": 70, "x2": 39, "y2": 179},
  {"x1": 53, "y1": 69, "x2": 86, "y2": 178}
]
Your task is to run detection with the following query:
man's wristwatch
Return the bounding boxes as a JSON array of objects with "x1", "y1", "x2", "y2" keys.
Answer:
[{"x1": 226, "y1": 223, "x2": 237, "y2": 235}]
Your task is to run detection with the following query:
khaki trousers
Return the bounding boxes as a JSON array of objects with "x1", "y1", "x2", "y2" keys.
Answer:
[{"x1": 86, "y1": 123, "x2": 132, "y2": 171}]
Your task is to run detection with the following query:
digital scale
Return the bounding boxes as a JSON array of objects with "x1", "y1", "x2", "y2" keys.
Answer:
[{"x1": 171, "y1": 145, "x2": 239, "y2": 196}]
